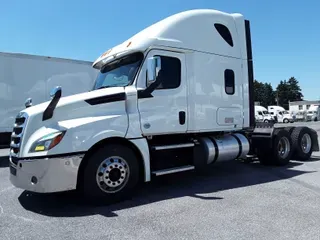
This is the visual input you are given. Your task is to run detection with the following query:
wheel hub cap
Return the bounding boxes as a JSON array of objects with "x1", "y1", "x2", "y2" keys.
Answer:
[
  {"x1": 96, "y1": 156, "x2": 129, "y2": 193},
  {"x1": 277, "y1": 137, "x2": 290, "y2": 159},
  {"x1": 301, "y1": 133, "x2": 312, "y2": 154}
]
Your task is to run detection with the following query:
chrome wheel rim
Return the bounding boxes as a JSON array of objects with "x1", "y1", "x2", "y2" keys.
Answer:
[
  {"x1": 96, "y1": 156, "x2": 129, "y2": 193},
  {"x1": 278, "y1": 137, "x2": 290, "y2": 159},
  {"x1": 301, "y1": 133, "x2": 312, "y2": 154}
]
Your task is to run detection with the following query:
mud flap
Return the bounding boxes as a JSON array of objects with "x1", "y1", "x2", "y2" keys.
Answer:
[
  {"x1": 309, "y1": 129, "x2": 320, "y2": 151},
  {"x1": 250, "y1": 122, "x2": 274, "y2": 154}
]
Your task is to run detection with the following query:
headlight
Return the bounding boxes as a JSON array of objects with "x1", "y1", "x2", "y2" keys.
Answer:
[{"x1": 30, "y1": 131, "x2": 66, "y2": 152}]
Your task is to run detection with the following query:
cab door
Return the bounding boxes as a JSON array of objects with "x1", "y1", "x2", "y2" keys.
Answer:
[
  {"x1": 137, "y1": 50, "x2": 188, "y2": 135},
  {"x1": 256, "y1": 111, "x2": 263, "y2": 122}
]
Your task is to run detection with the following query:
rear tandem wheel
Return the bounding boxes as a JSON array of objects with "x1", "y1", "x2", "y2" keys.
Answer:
[
  {"x1": 257, "y1": 129, "x2": 293, "y2": 166},
  {"x1": 290, "y1": 127, "x2": 314, "y2": 161}
]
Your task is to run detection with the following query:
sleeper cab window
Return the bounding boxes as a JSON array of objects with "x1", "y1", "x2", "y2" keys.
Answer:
[
  {"x1": 155, "y1": 55, "x2": 181, "y2": 89},
  {"x1": 224, "y1": 69, "x2": 235, "y2": 95},
  {"x1": 214, "y1": 23, "x2": 234, "y2": 47}
]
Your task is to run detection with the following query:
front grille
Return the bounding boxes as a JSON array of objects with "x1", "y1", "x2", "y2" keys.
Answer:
[{"x1": 10, "y1": 112, "x2": 28, "y2": 159}]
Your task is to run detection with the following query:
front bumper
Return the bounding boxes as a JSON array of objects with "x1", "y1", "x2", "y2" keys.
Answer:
[
  {"x1": 9, "y1": 153, "x2": 84, "y2": 193},
  {"x1": 306, "y1": 116, "x2": 313, "y2": 121}
]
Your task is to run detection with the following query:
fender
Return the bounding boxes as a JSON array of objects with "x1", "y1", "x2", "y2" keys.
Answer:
[
  {"x1": 129, "y1": 138, "x2": 151, "y2": 182},
  {"x1": 81, "y1": 137, "x2": 151, "y2": 182}
]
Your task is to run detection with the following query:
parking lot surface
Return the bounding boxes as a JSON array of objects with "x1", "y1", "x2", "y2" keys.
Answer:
[{"x1": 1, "y1": 123, "x2": 320, "y2": 240}]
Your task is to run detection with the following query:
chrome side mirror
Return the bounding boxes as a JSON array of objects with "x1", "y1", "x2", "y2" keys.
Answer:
[
  {"x1": 50, "y1": 86, "x2": 62, "y2": 99},
  {"x1": 146, "y1": 56, "x2": 161, "y2": 87},
  {"x1": 25, "y1": 98, "x2": 32, "y2": 108}
]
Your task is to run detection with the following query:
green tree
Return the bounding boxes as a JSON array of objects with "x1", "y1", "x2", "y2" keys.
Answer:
[
  {"x1": 254, "y1": 80, "x2": 263, "y2": 104},
  {"x1": 254, "y1": 80, "x2": 276, "y2": 107},
  {"x1": 287, "y1": 77, "x2": 303, "y2": 101},
  {"x1": 262, "y1": 82, "x2": 276, "y2": 107},
  {"x1": 275, "y1": 77, "x2": 303, "y2": 109},
  {"x1": 275, "y1": 80, "x2": 289, "y2": 109}
]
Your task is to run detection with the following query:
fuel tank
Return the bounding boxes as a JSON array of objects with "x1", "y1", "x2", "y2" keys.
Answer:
[{"x1": 194, "y1": 133, "x2": 250, "y2": 165}]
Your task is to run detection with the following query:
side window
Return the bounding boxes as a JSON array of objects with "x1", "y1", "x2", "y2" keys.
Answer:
[
  {"x1": 155, "y1": 56, "x2": 181, "y2": 89},
  {"x1": 224, "y1": 69, "x2": 235, "y2": 95},
  {"x1": 258, "y1": 111, "x2": 263, "y2": 115},
  {"x1": 214, "y1": 23, "x2": 234, "y2": 47}
]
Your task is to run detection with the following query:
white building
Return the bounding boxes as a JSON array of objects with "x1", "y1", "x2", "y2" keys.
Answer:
[{"x1": 289, "y1": 100, "x2": 320, "y2": 113}]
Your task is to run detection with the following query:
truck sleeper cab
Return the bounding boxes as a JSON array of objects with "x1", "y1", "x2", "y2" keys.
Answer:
[{"x1": 9, "y1": 9, "x2": 319, "y2": 204}]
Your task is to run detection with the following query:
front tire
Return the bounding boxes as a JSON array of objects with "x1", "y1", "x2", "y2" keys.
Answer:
[{"x1": 81, "y1": 144, "x2": 140, "y2": 204}]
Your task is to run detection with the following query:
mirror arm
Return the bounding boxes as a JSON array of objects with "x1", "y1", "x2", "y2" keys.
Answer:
[
  {"x1": 43, "y1": 87, "x2": 62, "y2": 121},
  {"x1": 138, "y1": 76, "x2": 161, "y2": 99}
]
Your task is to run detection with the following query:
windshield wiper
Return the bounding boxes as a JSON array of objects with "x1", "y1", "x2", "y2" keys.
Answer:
[{"x1": 96, "y1": 84, "x2": 121, "y2": 90}]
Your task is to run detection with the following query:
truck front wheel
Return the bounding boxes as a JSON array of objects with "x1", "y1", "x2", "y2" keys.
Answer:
[{"x1": 81, "y1": 144, "x2": 140, "y2": 204}]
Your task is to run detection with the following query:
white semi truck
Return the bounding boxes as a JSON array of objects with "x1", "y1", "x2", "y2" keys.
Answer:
[
  {"x1": 0, "y1": 52, "x2": 98, "y2": 147},
  {"x1": 9, "y1": 9, "x2": 319, "y2": 204},
  {"x1": 306, "y1": 105, "x2": 319, "y2": 121},
  {"x1": 268, "y1": 105, "x2": 294, "y2": 123},
  {"x1": 254, "y1": 106, "x2": 273, "y2": 123}
]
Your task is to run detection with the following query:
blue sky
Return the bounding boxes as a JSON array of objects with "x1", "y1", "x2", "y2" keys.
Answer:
[{"x1": 1, "y1": 0, "x2": 319, "y2": 100}]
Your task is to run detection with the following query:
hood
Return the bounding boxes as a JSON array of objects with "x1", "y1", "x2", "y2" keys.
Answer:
[
  {"x1": 283, "y1": 113, "x2": 293, "y2": 119},
  {"x1": 17, "y1": 86, "x2": 129, "y2": 157},
  {"x1": 22, "y1": 87, "x2": 126, "y2": 117}
]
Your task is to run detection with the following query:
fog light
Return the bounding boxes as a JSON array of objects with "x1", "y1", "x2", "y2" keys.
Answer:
[{"x1": 31, "y1": 176, "x2": 38, "y2": 185}]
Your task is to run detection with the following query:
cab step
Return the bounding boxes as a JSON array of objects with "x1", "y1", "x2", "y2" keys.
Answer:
[
  {"x1": 152, "y1": 165, "x2": 195, "y2": 176},
  {"x1": 152, "y1": 143, "x2": 195, "y2": 151}
]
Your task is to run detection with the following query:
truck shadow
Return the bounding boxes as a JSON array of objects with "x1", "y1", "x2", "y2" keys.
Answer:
[
  {"x1": 293, "y1": 156, "x2": 320, "y2": 162},
  {"x1": 17, "y1": 159, "x2": 318, "y2": 218}
]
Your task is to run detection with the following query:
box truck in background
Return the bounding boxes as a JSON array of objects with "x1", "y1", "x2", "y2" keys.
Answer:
[{"x1": 0, "y1": 52, "x2": 98, "y2": 147}]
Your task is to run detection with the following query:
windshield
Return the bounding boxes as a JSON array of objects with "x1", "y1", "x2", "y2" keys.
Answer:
[
  {"x1": 262, "y1": 111, "x2": 269, "y2": 115},
  {"x1": 92, "y1": 52, "x2": 144, "y2": 90}
]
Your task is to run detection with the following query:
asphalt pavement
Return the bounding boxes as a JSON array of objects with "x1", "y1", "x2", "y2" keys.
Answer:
[{"x1": 1, "y1": 123, "x2": 320, "y2": 240}]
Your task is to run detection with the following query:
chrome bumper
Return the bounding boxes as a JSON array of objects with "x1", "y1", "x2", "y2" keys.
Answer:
[{"x1": 9, "y1": 153, "x2": 84, "y2": 193}]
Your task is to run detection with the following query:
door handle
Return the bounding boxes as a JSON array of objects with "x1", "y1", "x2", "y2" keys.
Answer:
[{"x1": 179, "y1": 111, "x2": 186, "y2": 125}]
